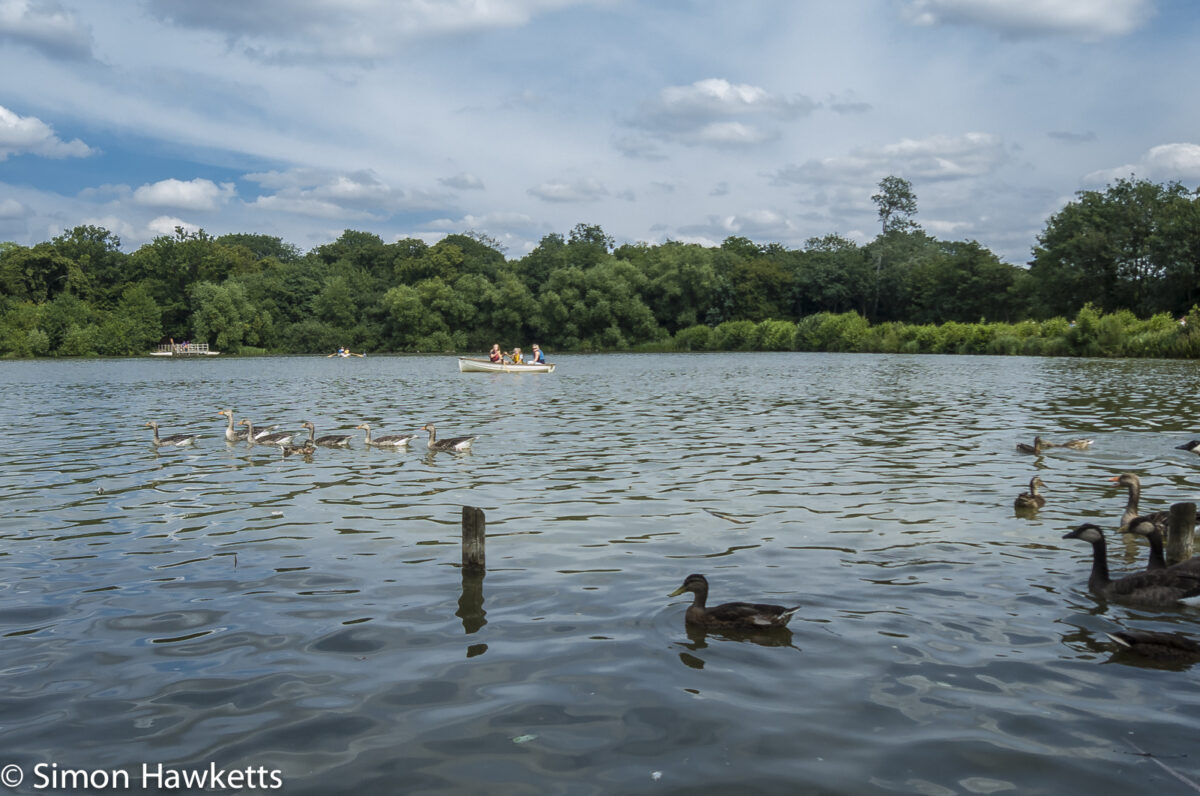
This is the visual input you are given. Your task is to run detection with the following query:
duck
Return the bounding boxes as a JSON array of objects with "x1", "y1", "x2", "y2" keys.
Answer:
[
  {"x1": 1016, "y1": 436, "x2": 1047, "y2": 454},
  {"x1": 1176, "y1": 440, "x2": 1200, "y2": 454},
  {"x1": 281, "y1": 439, "x2": 317, "y2": 458},
  {"x1": 668, "y1": 573, "x2": 801, "y2": 629},
  {"x1": 422, "y1": 423, "x2": 476, "y2": 452},
  {"x1": 145, "y1": 420, "x2": 198, "y2": 447},
  {"x1": 1062, "y1": 523, "x2": 1200, "y2": 605},
  {"x1": 217, "y1": 409, "x2": 279, "y2": 442},
  {"x1": 1110, "y1": 472, "x2": 1169, "y2": 530},
  {"x1": 1014, "y1": 476, "x2": 1047, "y2": 509},
  {"x1": 1106, "y1": 629, "x2": 1200, "y2": 662},
  {"x1": 238, "y1": 419, "x2": 294, "y2": 447},
  {"x1": 301, "y1": 420, "x2": 354, "y2": 447},
  {"x1": 357, "y1": 423, "x2": 417, "y2": 448},
  {"x1": 1058, "y1": 438, "x2": 1094, "y2": 450}
]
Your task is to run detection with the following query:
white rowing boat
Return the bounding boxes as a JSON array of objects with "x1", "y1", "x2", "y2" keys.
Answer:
[{"x1": 458, "y1": 357, "x2": 555, "y2": 374}]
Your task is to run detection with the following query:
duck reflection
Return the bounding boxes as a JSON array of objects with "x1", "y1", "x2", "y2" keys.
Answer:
[{"x1": 676, "y1": 623, "x2": 799, "y2": 668}]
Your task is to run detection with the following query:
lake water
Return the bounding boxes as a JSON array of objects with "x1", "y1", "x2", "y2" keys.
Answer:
[{"x1": 2, "y1": 352, "x2": 1200, "y2": 795}]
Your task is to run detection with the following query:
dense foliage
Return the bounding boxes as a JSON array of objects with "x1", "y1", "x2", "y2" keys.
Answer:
[{"x1": 2, "y1": 177, "x2": 1198, "y2": 359}]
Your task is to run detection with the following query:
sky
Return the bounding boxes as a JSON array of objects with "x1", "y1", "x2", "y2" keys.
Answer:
[{"x1": 1, "y1": 0, "x2": 1199, "y2": 264}]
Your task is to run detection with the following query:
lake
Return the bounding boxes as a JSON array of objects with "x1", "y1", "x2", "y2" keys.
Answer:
[{"x1": 1, "y1": 352, "x2": 1199, "y2": 794}]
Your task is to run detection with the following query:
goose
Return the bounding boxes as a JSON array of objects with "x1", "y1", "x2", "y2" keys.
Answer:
[
  {"x1": 1062, "y1": 523, "x2": 1200, "y2": 605},
  {"x1": 302, "y1": 420, "x2": 354, "y2": 447},
  {"x1": 1106, "y1": 629, "x2": 1200, "y2": 662},
  {"x1": 238, "y1": 419, "x2": 294, "y2": 447},
  {"x1": 422, "y1": 423, "x2": 476, "y2": 453},
  {"x1": 1110, "y1": 472, "x2": 1169, "y2": 530},
  {"x1": 1016, "y1": 436, "x2": 1047, "y2": 454},
  {"x1": 357, "y1": 423, "x2": 417, "y2": 448},
  {"x1": 145, "y1": 420, "x2": 197, "y2": 447},
  {"x1": 668, "y1": 573, "x2": 801, "y2": 629},
  {"x1": 1122, "y1": 519, "x2": 1168, "y2": 570},
  {"x1": 1176, "y1": 440, "x2": 1200, "y2": 454},
  {"x1": 217, "y1": 409, "x2": 279, "y2": 442},
  {"x1": 1014, "y1": 476, "x2": 1047, "y2": 509}
]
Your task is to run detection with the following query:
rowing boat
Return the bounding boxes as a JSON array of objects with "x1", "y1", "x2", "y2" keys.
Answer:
[{"x1": 458, "y1": 357, "x2": 555, "y2": 374}]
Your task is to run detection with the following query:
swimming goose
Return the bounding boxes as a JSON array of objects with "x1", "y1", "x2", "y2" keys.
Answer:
[
  {"x1": 1122, "y1": 519, "x2": 1168, "y2": 570},
  {"x1": 302, "y1": 420, "x2": 354, "y2": 447},
  {"x1": 668, "y1": 574, "x2": 800, "y2": 629},
  {"x1": 1062, "y1": 523, "x2": 1200, "y2": 605},
  {"x1": 217, "y1": 409, "x2": 279, "y2": 442},
  {"x1": 1106, "y1": 629, "x2": 1200, "y2": 662},
  {"x1": 238, "y1": 419, "x2": 294, "y2": 446},
  {"x1": 422, "y1": 423, "x2": 476, "y2": 452},
  {"x1": 145, "y1": 420, "x2": 197, "y2": 447},
  {"x1": 357, "y1": 423, "x2": 417, "y2": 448},
  {"x1": 1110, "y1": 472, "x2": 1169, "y2": 530},
  {"x1": 1014, "y1": 476, "x2": 1047, "y2": 509},
  {"x1": 1176, "y1": 440, "x2": 1200, "y2": 454},
  {"x1": 1016, "y1": 436, "x2": 1047, "y2": 454}
]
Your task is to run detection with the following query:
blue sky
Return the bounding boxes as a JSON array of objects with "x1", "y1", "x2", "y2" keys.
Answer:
[{"x1": 1, "y1": 0, "x2": 1198, "y2": 263}]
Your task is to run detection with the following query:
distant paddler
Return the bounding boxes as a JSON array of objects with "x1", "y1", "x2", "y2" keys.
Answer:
[{"x1": 327, "y1": 346, "x2": 365, "y2": 358}]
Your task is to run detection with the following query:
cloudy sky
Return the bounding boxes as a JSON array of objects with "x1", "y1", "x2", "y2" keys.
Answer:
[{"x1": 1, "y1": 0, "x2": 1198, "y2": 263}]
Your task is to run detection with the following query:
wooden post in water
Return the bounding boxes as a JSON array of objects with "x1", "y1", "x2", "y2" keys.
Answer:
[
  {"x1": 1166, "y1": 502, "x2": 1196, "y2": 566},
  {"x1": 462, "y1": 506, "x2": 486, "y2": 573}
]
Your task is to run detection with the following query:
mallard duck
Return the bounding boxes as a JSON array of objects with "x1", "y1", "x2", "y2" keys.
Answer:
[
  {"x1": 1110, "y1": 472, "x2": 1169, "y2": 530},
  {"x1": 1058, "y1": 438, "x2": 1094, "y2": 450},
  {"x1": 239, "y1": 419, "x2": 294, "y2": 446},
  {"x1": 1106, "y1": 629, "x2": 1200, "y2": 662},
  {"x1": 1016, "y1": 436, "x2": 1047, "y2": 454},
  {"x1": 302, "y1": 420, "x2": 354, "y2": 447},
  {"x1": 668, "y1": 573, "x2": 800, "y2": 629},
  {"x1": 217, "y1": 409, "x2": 279, "y2": 442},
  {"x1": 1176, "y1": 440, "x2": 1200, "y2": 454},
  {"x1": 357, "y1": 423, "x2": 416, "y2": 448},
  {"x1": 1062, "y1": 524, "x2": 1200, "y2": 605},
  {"x1": 1014, "y1": 476, "x2": 1047, "y2": 509},
  {"x1": 145, "y1": 420, "x2": 197, "y2": 447},
  {"x1": 422, "y1": 423, "x2": 476, "y2": 452},
  {"x1": 281, "y1": 439, "x2": 316, "y2": 457}
]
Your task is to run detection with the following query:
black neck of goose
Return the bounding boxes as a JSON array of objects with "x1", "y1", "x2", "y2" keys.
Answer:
[
  {"x1": 1147, "y1": 529, "x2": 1166, "y2": 570},
  {"x1": 1087, "y1": 534, "x2": 1111, "y2": 591}
]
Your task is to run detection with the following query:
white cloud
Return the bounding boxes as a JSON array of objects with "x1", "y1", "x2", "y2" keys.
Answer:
[
  {"x1": 244, "y1": 167, "x2": 448, "y2": 217},
  {"x1": 679, "y1": 209, "x2": 798, "y2": 241},
  {"x1": 771, "y1": 132, "x2": 1010, "y2": 186},
  {"x1": 132, "y1": 178, "x2": 236, "y2": 211},
  {"x1": 438, "y1": 172, "x2": 485, "y2": 190},
  {"x1": 0, "y1": 104, "x2": 94, "y2": 160},
  {"x1": 527, "y1": 177, "x2": 607, "y2": 203},
  {"x1": 0, "y1": 197, "x2": 26, "y2": 217},
  {"x1": 1083, "y1": 142, "x2": 1200, "y2": 184},
  {"x1": 902, "y1": 0, "x2": 1153, "y2": 40},
  {"x1": 146, "y1": 215, "x2": 199, "y2": 237},
  {"x1": 0, "y1": 0, "x2": 93, "y2": 59}
]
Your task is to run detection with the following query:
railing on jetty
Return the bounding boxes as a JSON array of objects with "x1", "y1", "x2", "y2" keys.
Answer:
[{"x1": 150, "y1": 342, "x2": 219, "y2": 357}]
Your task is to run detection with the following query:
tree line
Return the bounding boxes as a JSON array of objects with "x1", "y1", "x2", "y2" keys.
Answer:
[{"x1": 1, "y1": 176, "x2": 1198, "y2": 359}]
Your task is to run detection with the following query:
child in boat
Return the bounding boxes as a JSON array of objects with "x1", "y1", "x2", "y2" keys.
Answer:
[
  {"x1": 489, "y1": 344, "x2": 502, "y2": 363},
  {"x1": 511, "y1": 347, "x2": 523, "y2": 364}
]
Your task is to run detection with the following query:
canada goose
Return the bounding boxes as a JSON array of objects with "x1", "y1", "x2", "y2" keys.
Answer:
[
  {"x1": 357, "y1": 423, "x2": 417, "y2": 448},
  {"x1": 301, "y1": 420, "x2": 354, "y2": 447},
  {"x1": 668, "y1": 573, "x2": 800, "y2": 629},
  {"x1": 1106, "y1": 629, "x2": 1200, "y2": 662},
  {"x1": 1062, "y1": 524, "x2": 1200, "y2": 605},
  {"x1": 1110, "y1": 473, "x2": 1169, "y2": 530},
  {"x1": 1176, "y1": 440, "x2": 1200, "y2": 454},
  {"x1": 422, "y1": 423, "x2": 476, "y2": 452},
  {"x1": 1122, "y1": 518, "x2": 1168, "y2": 571},
  {"x1": 145, "y1": 420, "x2": 197, "y2": 447},
  {"x1": 1014, "y1": 476, "x2": 1047, "y2": 509}
]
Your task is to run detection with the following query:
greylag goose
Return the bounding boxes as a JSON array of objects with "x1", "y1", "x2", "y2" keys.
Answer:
[
  {"x1": 1014, "y1": 476, "x2": 1046, "y2": 509},
  {"x1": 1110, "y1": 472, "x2": 1169, "y2": 530},
  {"x1": 422, "y1": 423, "x2": 476, "y2": 452},
  {"x1": 302, "y1": 420, "x2": 354, "y2": 447},
  {"x1": 1016, "y1": 436, "x2": 1047, "y2": 454},
  {"x1": 357, "y1": 423, "x2": 416, "y2": 448},
  {"x1": 668, "y1": 574, "x2": 800, "y2": 629},
  {"x1": 145, "y1": 420, "x2": 197, "y2": 447},
  {"x1": 1062, "y1": 524, "x2": 1200, "y2": 605},
  {"x1": 217, "y1": 409, "x2": 279, "y2": 442},
  {"x1": 238, "y1": 419, "x2": 294, "y2": 446}
]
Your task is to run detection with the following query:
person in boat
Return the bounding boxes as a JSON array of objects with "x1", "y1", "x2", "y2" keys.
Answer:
[
  {"x1": 529, "y1": 344, "x2": 545, "y2": 364},
  {"x1": 489, "y1": 344, "x2": 502, "y2": 363},
  {"x1": 510, "y1": 347, "x2": 523, "y2": 364}
]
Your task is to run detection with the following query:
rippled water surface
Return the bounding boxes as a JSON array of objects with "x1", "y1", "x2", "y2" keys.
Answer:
[{"x1": 3, "y1": 353, "x2": 1200, "y2": 794}]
